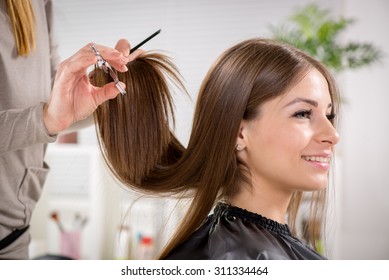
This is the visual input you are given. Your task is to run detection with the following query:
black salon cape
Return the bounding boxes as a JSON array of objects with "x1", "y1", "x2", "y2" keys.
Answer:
[{"x1": 165, "y1": 203, "x2": 325, "y2": 260}]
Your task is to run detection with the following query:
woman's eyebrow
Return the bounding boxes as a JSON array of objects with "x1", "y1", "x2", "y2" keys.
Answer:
[{"x1": 284, "y1": 97, "x2": 332, "y2": 108}]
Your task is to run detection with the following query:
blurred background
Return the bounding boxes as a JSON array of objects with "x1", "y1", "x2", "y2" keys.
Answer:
[{"x1": 29, "y1": 0, "x2": 389, "y2": 259}]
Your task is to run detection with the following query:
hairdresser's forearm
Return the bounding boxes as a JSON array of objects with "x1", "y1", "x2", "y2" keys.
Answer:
[
  {"x1": 43, "y1": 101, "x2": 78, "y2": 135},
  {"x1": 0, "y1": 103, "x2": 57, "y2": 155}
]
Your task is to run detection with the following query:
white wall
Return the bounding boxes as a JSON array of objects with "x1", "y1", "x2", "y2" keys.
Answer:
[
  {"x1": 32, "y1": 0, "x2": 389, "y2": 259},
  {"x1": 334, "y1": 0, "x2": 389, "y2": 259}
]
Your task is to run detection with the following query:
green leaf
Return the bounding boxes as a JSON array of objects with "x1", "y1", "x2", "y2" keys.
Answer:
[{"x1": 269, "y1": 3, "x2": 382, "y2": 72}]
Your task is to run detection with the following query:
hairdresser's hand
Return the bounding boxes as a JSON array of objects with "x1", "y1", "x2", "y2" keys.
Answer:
[
  {"x1": 43, "y1": 42, "x2": 143, "y2": 134},
  {"x1": 114, "y1": 38, "x2": 145, "y2": 58}
]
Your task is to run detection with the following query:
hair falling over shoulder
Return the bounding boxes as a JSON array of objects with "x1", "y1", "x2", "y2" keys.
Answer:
[
  {"x1": 92, "y1": 39, "x2": 340, "y2": 258},
  {"x1": 92, "y1": 51, "x2": 240, "y2": 258}
]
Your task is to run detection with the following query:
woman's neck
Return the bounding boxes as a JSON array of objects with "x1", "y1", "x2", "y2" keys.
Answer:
[{"x1": 229, "y1": 178, "x2": 293, "y2": 224}]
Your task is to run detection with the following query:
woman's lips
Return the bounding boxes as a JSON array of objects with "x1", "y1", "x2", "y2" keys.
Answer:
[{"x1": 301, "y1": 155, "x2": 331, "y2": 171}]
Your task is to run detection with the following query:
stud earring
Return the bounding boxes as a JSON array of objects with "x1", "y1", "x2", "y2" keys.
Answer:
[{"x1": 236, "y1": 144, "x2": 243, "y2": 151}]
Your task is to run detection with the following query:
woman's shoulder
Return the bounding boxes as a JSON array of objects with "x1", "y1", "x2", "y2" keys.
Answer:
[
  {"x1": 164, "y1": 216, "x2": 214, "y2": 260},
  {"x1": 207, "y1": 203, "x2": 293, "y2": 259},
  {"x1": 165, "y1": 203, "x2": 325, "y2": 260}
]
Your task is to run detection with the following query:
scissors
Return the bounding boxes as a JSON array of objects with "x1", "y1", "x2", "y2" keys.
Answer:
[
  {"x1": 90, "y1": 44, "x2": 127, "y2": 95},
  {"x1": 90, "y1": 30, "x2": 161, "y2": 96}
]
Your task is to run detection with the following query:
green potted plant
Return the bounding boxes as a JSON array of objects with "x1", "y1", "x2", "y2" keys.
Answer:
[{"x1": 269, "y1": 3, "x2": 382, "y2": 72}]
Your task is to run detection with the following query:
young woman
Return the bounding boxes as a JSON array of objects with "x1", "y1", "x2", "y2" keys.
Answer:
[{"x1": 93, "y1": 38, "x2": 340, "y2": 259}]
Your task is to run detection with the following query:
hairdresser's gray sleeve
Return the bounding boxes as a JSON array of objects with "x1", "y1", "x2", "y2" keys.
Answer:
[{"x1": 0, "y1": 103, "x2": 57, "y2": 155}]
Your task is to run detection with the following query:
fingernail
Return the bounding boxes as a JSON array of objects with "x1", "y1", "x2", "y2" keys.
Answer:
[{"x1": 123, "y1": 65, "x2": 128, "y2": 72}]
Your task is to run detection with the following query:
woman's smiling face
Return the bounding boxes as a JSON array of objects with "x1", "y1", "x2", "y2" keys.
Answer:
[{"x1": 237, "y1": 69, "x2": 340, "y2": 193}]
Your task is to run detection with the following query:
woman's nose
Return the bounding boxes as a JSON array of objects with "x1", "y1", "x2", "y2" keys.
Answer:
[{"x1": 317, "y1": 118, "x2": 340, "y2": 146}]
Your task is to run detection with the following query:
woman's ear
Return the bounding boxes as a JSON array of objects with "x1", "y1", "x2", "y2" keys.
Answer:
[{"x1": 236, "y1": 120, "x2": 249, "y2": 151}]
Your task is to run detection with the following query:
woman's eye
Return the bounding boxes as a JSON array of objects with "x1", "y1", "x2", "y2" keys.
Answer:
[{"x1": 292, "y1": 110, "x2": 312, "y2": 119}]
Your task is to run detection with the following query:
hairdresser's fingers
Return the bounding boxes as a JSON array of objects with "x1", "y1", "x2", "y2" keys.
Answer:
[
  {"x1": 88, "y1": 42, "x2": 129, "y2": 72},
  {"x1": 114, "y1": 39, "x2": 145, "y2": 61},
  {"x1": 91, "y1": 43, "x2": 127, "y2": 63},
  {"x1": 59, "y1": 43, "x2": 128, "y2": 75},
  {"x1": 43, "y1": 43, "x2": 129, "y2": 135},
  {"x1": 128, "y1": 49, "x2": 145, "y2": 61},
  {"x1": 115, "y1": 38, "x2": 131, "y2": 57},
  {"x1": 92, "y1": 82, "x2": 124, "y2": 105},
  {"x1": 56, "y1": 47, "x2": 96, "y2": 77}
]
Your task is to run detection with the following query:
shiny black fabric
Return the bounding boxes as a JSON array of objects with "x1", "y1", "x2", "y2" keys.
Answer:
[{"x1": 165, "y1": 203, "x2": 325, "y2": 260}]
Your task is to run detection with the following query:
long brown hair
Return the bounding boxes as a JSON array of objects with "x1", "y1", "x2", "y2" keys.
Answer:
[
  {"x1": 6, "y1": 0, "x2": 36, "y2": 56},
  {"x1": 92, "y1": 39, "x2": 340, "y2": 258}
]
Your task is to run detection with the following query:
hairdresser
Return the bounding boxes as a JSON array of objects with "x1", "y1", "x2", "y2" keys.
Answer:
[{"x1": 0, "y1": 0, "x2": 141, "y2": 259}]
